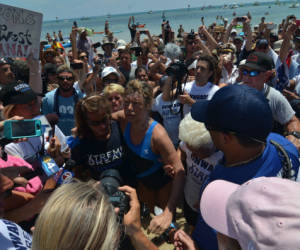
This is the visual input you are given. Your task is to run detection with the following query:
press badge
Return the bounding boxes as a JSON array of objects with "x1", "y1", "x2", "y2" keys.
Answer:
[{"x1": 40, "y1": 155, "x2": 60, "y2": 177}]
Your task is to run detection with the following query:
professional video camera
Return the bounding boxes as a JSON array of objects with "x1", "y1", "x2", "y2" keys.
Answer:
[
  {"x1": 166, "y1": 61, "x2": 188, "y2": 83},
  {"x1": 99, "y1": 169, "x2": 130, "y2": 223},
  {"x1": 165, "y1": 61, "x2": 188, "y2": 116}
]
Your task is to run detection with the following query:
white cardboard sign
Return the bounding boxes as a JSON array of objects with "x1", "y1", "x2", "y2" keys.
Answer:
[{"x1": 0, "y1": 3, "x2": 43, "y2": 59}]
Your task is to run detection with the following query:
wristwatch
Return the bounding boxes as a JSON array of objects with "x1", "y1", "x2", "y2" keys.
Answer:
[{"x1": 286, "y1": 131, "x2": 300, "y2": 139}]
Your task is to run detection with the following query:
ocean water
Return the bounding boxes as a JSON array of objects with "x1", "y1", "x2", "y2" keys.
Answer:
[{"x1": 41, "y1": 1, "x2": 299, "y2": 44}]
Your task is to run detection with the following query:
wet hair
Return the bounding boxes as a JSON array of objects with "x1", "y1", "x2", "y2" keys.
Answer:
[
  {"x1": 125, "y1": 79, "x2": 153, "y2": 109},
  {"x1": 75, "y1": 93, "x2": 112, "y2": 139},
  {"x1": 197, "y1": 54, "x2": 218, "y2": 83},
  {"x1": 32, "y1": 181, "x2": 119, "y2": 250}
]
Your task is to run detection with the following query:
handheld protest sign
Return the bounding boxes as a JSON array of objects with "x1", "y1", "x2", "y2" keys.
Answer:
[{"x1": 0, "y1": 3, "x2": 43, "y2": 59}]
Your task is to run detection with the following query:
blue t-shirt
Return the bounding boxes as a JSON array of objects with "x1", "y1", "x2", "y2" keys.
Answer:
[
  {"x1": 42, "y1": 88, "x2": 83, "y2": 136},
  {"x1": 192, "y1": 133, "x2": 300, "y2": 250}
]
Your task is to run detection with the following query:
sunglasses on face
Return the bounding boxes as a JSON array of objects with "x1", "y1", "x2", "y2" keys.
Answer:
[
  {"x1": 108, "y1": 96, "x2": 121, "y2": 101},
  {"x1": 87, "y1": 116, "x2": 109, "y2": 126},
  {"x1": 57, "y1": 76, "x2": 74, "y2": 81},
  {"x1": 242, "y1": 69, "x2": 260, "y2": 77}
]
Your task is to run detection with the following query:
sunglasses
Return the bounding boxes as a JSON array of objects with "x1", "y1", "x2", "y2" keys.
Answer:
[
  {"x1": 242, "y1": 69, "x2": 260, "y2": 77},
  {"x1": 87, "y1": 116, "x2": 109, "y2": 126},
  {"x1": 57, "y1": 76, "x2": 74, "y2": 81},
  {"x1": 108, "y1": 96, "x2": 121, "y2": 101}
]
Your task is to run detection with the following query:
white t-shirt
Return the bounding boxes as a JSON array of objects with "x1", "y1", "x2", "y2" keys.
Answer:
[
  {"x1": 182, "y1": 81, "x2": 219, "y2": 115},
  {"x1": 0, "y1": 219, "x2": 32, "y2": 250},
  {"x1": 5, "y1": 136, "x2": 43, "y2": 162},
  {"x1": 180, "y1": 142, "x2": 223, "y2": 212},
  {"x1": 219, "y1": 65, "x2": 239, "y2": 85},
  {"x1": 152, "y1": 93, "x2": 181, "y2": 146}
]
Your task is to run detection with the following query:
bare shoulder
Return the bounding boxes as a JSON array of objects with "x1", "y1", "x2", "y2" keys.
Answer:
[
  {"x1": 152, "y1": 121, "x2": 174, "y2": 151},
  {"x1": 152, "y1": 122, "x2": 169, "y2": 140}
]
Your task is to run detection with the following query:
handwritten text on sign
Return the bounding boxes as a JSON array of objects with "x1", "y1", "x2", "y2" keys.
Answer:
[{"x1": 0, "y1": 4, "x2": 43, "y2": 59}]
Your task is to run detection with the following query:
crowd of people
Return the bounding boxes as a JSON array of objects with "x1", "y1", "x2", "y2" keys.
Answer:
[{"x1": 0, "y1": 11, "x2": 300, "y2": 250}]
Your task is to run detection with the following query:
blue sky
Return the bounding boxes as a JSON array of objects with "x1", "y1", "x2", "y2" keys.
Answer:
[{"x1": 1, "y1": 0, "x2": 277, "y2": 20}]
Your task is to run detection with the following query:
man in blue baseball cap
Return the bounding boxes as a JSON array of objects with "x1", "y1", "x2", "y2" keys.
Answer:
[{"x1": 190, "y1": 84, "x2": 300, "y2": 250}]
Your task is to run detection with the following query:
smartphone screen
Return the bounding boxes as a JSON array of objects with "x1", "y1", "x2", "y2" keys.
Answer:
[{"x1": 11, "y1": 120, "x2": 40, "y2": 137}]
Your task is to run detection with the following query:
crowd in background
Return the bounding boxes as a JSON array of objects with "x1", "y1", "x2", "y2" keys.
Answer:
[{"x1": 0, "y1": 11, "x2": 300, "y2": 250}]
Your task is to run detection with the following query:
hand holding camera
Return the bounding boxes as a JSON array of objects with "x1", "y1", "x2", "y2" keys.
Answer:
[{"x1": 118, "y1": 185, "x2": 141, "y2": 235}]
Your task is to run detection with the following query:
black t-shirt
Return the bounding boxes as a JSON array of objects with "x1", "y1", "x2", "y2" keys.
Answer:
[{"x1": 71, "y1": 121, "x2": 126, "y2": 180}]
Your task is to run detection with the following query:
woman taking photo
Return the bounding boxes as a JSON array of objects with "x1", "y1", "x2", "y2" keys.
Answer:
[{"x1": 113, "y1": 79, "x2": 185, "y2": 235}]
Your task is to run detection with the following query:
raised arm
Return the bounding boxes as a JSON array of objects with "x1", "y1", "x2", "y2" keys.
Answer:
[
  {"x1": 223, "y1": 18, "x2": 237, "y2": 43},
  {"x1": 71, "y1": 28, "x2": 78, "y2": 60},
  {"x1": 197, "y1": 26, "x2": 213, "y2": 56},
  {"x1": 128, "y1": 16, "x2": 132, "y2": 29},
  {"x1": 279, "y1": 22, "x2": 297, "y2": 63},
  {"x1": 243, "y1": 17, "x2": 253, "y2": 52}
]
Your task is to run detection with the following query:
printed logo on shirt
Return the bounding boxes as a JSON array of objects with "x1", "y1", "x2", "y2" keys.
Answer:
[
  {"x1": 59, "y1": 105, "x2": 74, "y2": 115},
  {"x1": 88, "y1": 146, "x2": 124, "y2": 166},
  {"x1": 161, "y1": 103, "x2": 181, "y2": 119},
  {"x1": 187, "y1": 155, "x2": 214, "y2": 184},
  {"x1": 190, "y1": 94, "x2": 209, "y2": 100},
  {"x1": 2, "y1": 220, "x2": 32, "y2": 249}
]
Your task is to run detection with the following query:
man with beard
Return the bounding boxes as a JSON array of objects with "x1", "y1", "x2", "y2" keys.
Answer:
[
  {"x1": 0, "y1": 58, "x2": 15, "y2": 87},
  {"x1": 42, "y1": 65, "x2": 84, "y2": 136}
]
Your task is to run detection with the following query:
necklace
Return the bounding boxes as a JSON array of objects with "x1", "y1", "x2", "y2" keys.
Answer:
[{"x1": 226, "y1": 148, "x2": 264, "y2": 167}]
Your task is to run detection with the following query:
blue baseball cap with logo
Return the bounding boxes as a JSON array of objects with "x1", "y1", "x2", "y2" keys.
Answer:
[
  {"x1": 191, "y1": 84, "x2": 273, "y2": 143},
  {"x1": 0, "y1": 82, "x2": 37, "y2": 106}
]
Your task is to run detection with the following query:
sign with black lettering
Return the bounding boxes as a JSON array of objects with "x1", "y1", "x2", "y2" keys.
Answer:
[{"x1": 0, "y1": 3, "x2": 43, "y2": 59}]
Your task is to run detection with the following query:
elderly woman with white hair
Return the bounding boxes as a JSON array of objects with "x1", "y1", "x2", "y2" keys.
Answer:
[{"x1": 177, "y1": 113, "x2": 223, "y2": 230}]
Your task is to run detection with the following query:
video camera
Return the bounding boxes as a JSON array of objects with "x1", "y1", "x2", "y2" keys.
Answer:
[
  {"x1": 166, "y1": 61, "x2": 188, "y2": 89},
  {"x1": 99, "y1": 169, "x2": 130, "y2": 223}
]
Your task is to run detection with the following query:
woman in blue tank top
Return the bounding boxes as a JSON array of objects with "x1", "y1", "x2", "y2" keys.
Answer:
[{"x1": 113, "y1": 80, "x2": 185, "y2": 235}]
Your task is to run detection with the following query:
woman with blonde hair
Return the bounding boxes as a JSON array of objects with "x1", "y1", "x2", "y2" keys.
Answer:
[
  {"x1": 103, "y1": 83, "x2": 125, "y2": 112},
  {"x1": 71, "y1": 93, "x2": 127, "y2": 181},
  {"x1": 113, "y1": 79, "x2": 185, "y2": 235},
  {"x1": 32, "y1": 181, "x2": 119, "y2": 250}
]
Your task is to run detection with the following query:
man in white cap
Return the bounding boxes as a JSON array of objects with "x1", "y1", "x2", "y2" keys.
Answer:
[{"x1": 101, "y1": 66, "x2": 121, "y2": 86}]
